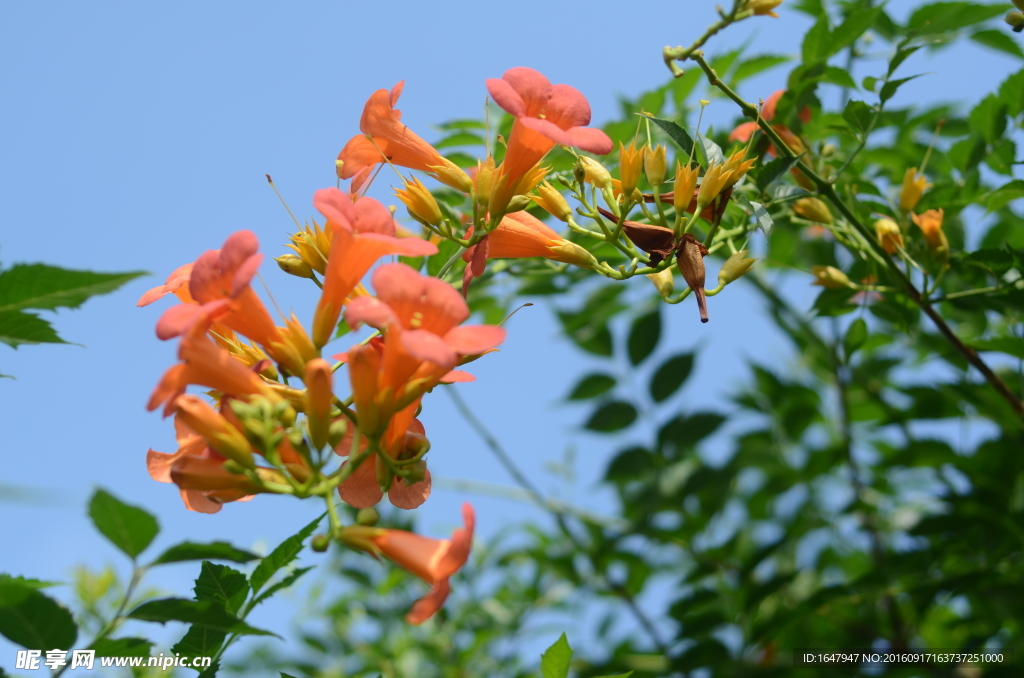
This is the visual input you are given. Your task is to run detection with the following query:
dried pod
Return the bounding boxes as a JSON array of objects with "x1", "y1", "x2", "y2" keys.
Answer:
[{"x1": 676, "y1": 233, "x2": 709, "y2": 323}]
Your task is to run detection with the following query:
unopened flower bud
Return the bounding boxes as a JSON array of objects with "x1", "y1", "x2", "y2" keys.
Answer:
[
  {"x1": 644, "y1": 144, "x2": 668, "y2": 186},
  {"x1": 1006, "y1": 10, "x2": 1024, "y2": 31},
  {"x1": 578, "y1": 156, "x2": 613, "y2": 190},
  {"x1": 506, "y1": 194, "x2": 533, "y2": 213},
  {"x1": 747, "y1": 0, "x2": 783, "y2": 17},
  {"x1": 647, "y1": 268, "x2": 675, "y2": 297},
  {"x1": 533, "y1": 181, "x2": 573, "y2": 221},
  {"x1": 328, "y1": 418, "x2": 349, "y2": 450},
  {"x1": 718, "y1": 250, "x2": 756, "y2": 286},
  {"x1": 811, "y1": 265, "x2": 852, "y2": 289},
  {"x1": 899, "y1": 168, "x2": 929, "y2": 212},
  {"x1": 395, "y1": 177, "x2": 443, "y2": 226},
  {"x1": 275, "y1": 255, "x2": 315, "y2": 280},
  {"x1": 174, "y1": 395, "x2": 255, "y2": 469},
  {"x1": 674, "y1": 163, "x2": 700, "y2": 213},
  {"x1": 311, "y1": 534, "x2": 331, "y2": 552},
  {"x1": 356, "y1": 507, "x2": 380, "y2": 526},
  {"x1": 303, "y1": 358, "x2": 333, "y2": 451},
  {"x1": 618, "y1": 142, "x2": 643, "y2": 197},
  {"x1": 792, "y1": 197, "x2": 833, "y2": 225},
  {"x1": 874, "y1": 218, "x2": 903, "y2": 255},
  {"x1": 696, "y1": 163, "x2": 735, "y2": 210},
  {"x1": 475, "y1": 156, "x2": 497, "y2": 207}
]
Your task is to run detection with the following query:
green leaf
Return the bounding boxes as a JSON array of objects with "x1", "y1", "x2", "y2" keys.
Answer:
[
  {"x1": 172, "y1": 624, "x2": 227, "y2": 661},
  {"x1": 194, "y1": 562, "x2": 249, "y2": 616},
  {"x1": 648, "y1": 116, "x2": 695, "y2": 159},
  {"x1": 0, "y1": 310, "x2": 66, "y2": 348},
  {"x1": 249, "y1": 513, "x2": 324, "y2": 593},
  {"x1": 92, "y1": 637, "x2": 153, "y2": 657},
  {"x1": 434, "y1": 132, "x2": 485, "y2": 150},
  {"x1": 150, "y1": 541, "x2": 261, "y2": 566},
  {"x1": 971, "y1": 29, "x2": 1024, "y2": 60},
  {"x1": 888, "y1": 44, "x2": 922, "y2": 77},
  {"x1": 649, "y1": 353, "x2": 695, "y2": 403},
  {"x1": 129, "y1": 598, "x2": 277, "y2": 636},
  {"x1": 755, "y1": 156, "x2": 800, "y2": 192},
  {"x1": 627, "y1": 309, "x2": 661, "y2": 366},
  {"x1": 736, "y1": 195, "x2": 773, "y2": 235},
  {"x1": 696, "y1": 132, "x2": 724, "y2": 167},
  {"x1": 844, "y1": 318, "x2": 868, "y2": 358},
  {"x1": 584, "y1": 401, "x2": 638, "y2": 433},
  {"x1": 970, "y1": 337, "x2": 1024, "y2": 359},
  {"x1": 986, "y1": 180, "x2": 1024, "y2": 212},
  {"x1": 0, "y1": 574, "x2": 58, "y2": 590},
  {"x1": 831, "y1": 6, "x2": 882, "y2": 54},
  {"x1": 88, "y1": 489, "x2": 159, "y2": 559},
  {"x1": 250, "y1": 566, "x2": 314, "y2": 608},
  {"x1": 880, "y1": 74, "x2": 925, "y2": 104},
  {"x1": 540, "y1": 633, "x2": 573, "y2": 678},
  {"x1": 567, "y1": 373, "x2": 617, "y2": 401},
  {"x1": 907, "y1": 2, "x2": 1008, "y2": 36},
  {"x1": 969, "y1": 94, "x2": 1008, "y2": 144},
  {"x1": 820, "y1": 66, "x2": 858, "y2": 91},
  {"x1": 801, "y1": 16, "x2": 831, "y2": 63},
  {"x1": 0, "y1": 584, "x2": 77, "y2": 651},
  {"x1": 436, "y1": 119, "x2": 486, "y2": 131},
  {"x1": 813, "y1": 288, "x2": 858, "y2": 317},
  {"x1": 998, "y1": 68, "x2": 1024, "y2": 117},
  {"x1": 730, "y1": 55, "x2": 790, "y2": 86},
  {"x1": 0, "y1": 264, "x2": 144, "y2": 313}
]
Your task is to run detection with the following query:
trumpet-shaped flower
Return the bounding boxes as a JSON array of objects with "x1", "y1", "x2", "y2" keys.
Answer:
[
  {"x1": 340, "y1": 503, "x2": 475, "y2": 624},
  {"x1": 728, "y1": 89, "x2": 811, "y2": 150},
  {"x1": 912, "y1": 208, "x2": 949, "y2": 260},
  {"x1": 487, "y1": 67, "x2": 613, "y2": 188},
  {"x1": 337, "y1": 82, "x2": 472, "y2": 192},
  {"x1": 311, "y1": 188, "x2": 437, "y2": 348},
  {"x1": 899, "y1": 168, "x2": 930, "y2": 213},
  {"x1": 874, "y1": 218, "x2": 903, "y2": 255}
]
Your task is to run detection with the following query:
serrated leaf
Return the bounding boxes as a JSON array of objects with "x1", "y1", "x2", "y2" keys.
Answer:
[
  {"x1": 844, "y1": 317, "x2": 868, "y2": 358},
  {"x1": 249, "y1": 513, "x2": 324, "y2": 593},
  {"x1": 649, "y1": 353, "x2": 695, "y2": 403},
  {"x1": 756, "y1": 155, "x2": 800, "y2": 192},
  {"x1": 540, "y1": 633, "x2": 573, "y2": 678},
  {"x1": 584, "y1": 401, "x2": 638, "y2": 433},
  {"x1": 567, "y1": 373, "x2": 617, "y2": 401},
  {"x1": 627, "y1": 309, "x2": 660, "y2": 365},
  {"x1": 971, "y1": 29, "x2": 1024, "y2": 60},
  {"x1": 129, "y1": 598, "x2": 277, "y2": 636},
  {"x1": 0, "y1": 311, "x2": 66, "y2": 348},
  {"x1": 907, "y1": 2, "x2": 1007, "y2": 36},
  {"x1": 696, "y1": 132, "x2": 724, "y2": 167},
  {"x1": 0, "y1": 586, "x2": 77, "y2": 651},
  {"x1": 647, "y1": 116, "x2": 695, "y2": 160},
  {"x1": 88, "y1": 489, "x2": 159, "y2": 559},
  {"x1": 0, "y1": 264, "x2": 144, "y2": 313},
  {"x1": 194, "y1": 562, "x2": 249, "y2": 615},
  {"x1": 150, "y1": 541, "x2": 261, "y2": 566},
  {"x1": 250, "y1": 566, "x2": 314, "y2": 608},
  {"x1": 0, "y1": 574, "x2": 58, "y2": 590},
  {"x1": 92, "y1": 637, "x2": 152, "y2": 658},
  {"x1": 171, "y1": 624, "x2": 227, "y2": 660}
]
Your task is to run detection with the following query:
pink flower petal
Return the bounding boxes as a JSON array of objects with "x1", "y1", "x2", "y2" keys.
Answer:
[
  {"x1": 338, "y1": 456, "x2": 383, "y2": 508},
  {"x1": 401, "y1": 329, "x2": 458, "y2": 369},
  {"x1": 345, "y1": 296, "x2": 398, "y2": 330},
  {"x1": 548, "y1": 84, "x2": 592, "y2": 128},
  {"x1": 565, "y1": 127, "x2": 613, "y2": 155},
  {"x1": 155, "y1": 304, "x2": 203, "y2": 340},
  {"x1": 501, "y1": 67, "x2": 552, "y2": 112},
  {"x1": 440, "y1": 370, "x2": 475, "y2": 383},
  {"x1": 444, "y1": 325, "x2": 506, "y2": 355},
  {"x1": 230, "y1": 253, "x2": 263, "y2": 298},
  {"x1": 389, "y1": 81, "x2": 405, "y2": 108},
  {"x1": 220, "y1": 230, "x2": 260, "y2": 272},
  {"x1": 353, "y1": 196, "x2": 396, "y2": 236},
  {"x1": 314, "y1": 187, "x2": 355, "y2": 229},
  {"x1": 518, "y1": 116, "x2": 573, "y2": 146},
  {"x1": 388, "y1": 469, "x2": 432, "y2": 510},
  {"x1": 406, "y1": 578, "x2": 450, "y2": 625},
  {"x1": 485, "y1": 78, "x2": 526, "y2": 117}
]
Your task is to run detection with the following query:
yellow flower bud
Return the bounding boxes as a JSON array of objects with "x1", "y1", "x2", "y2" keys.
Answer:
[
  {"x1": 722, "y1": 150, "x2": 757, "y2": 189},
  {"x1": 618, "y1": 142, "x2": 643, "y2": 197},
  {"x1": 899, "y1": 168, "x2": 930, "y2": 213},
  {"x1": 506, "y1": 194, "x2": 533, "y2": 213},
  {"x1": 644, "y1": 144, "x2": 668, "y2": 186},
  {"x1": 578, "y1": 156, "x2": 613, "y2": 190},
  {"x1": 474, "y1": 156, "x2": 497, "y2": 207},
  {"x1": 874, "y1": 218, "x2": 903, "y2": 255},
  {"x1": 792, "y1": 197, "x2": 833, "y2": 225},
  {"x1": 747, "y1": 0, "x2": 783, "y2": 17},
  {"x1": 911, "y1": 208, "x2": 949, "y2": 262},
  {"x1": 304, "y1": 358, "x2": 334, "y2": 451},
  {"x1": 394, "y1": 177, "x2": 443, "y2": 226},
  {"x1": 533, "y1": 181, "x2": 573, "y2": 221},
  {"x1": 696, "y1": 163, "x2": 735, "y2": 210},
  {"x1": 275, "y1": 254, "x2": 315, "y2": 280},
  {"x1": 647, "y1": 268, "x2": 675, "y2": 297},
  {"x1": 426, "y1": 157, "x2": 473, "y2": 193},
  {"x1": 718, "y1": 250, "x2": 756, "y2": 286},
  {"x1": 811, "y1": 265, "x2": 852, "y2": 289},
  {"x1": 547, "y1": 241, "x2": 599, "y2": 270},
  {"x1": 674, "y1": 163, "x2": 700, "y2": 213}
]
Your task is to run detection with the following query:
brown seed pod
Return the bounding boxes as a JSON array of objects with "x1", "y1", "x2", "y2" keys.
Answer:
[{"x1": 676, "y1": 233, "x2": 709, "y2": 323}]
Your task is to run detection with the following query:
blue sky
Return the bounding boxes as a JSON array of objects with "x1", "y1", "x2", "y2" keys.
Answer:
[{"x1": 2, "y1": 0, "x2": 1021, "y2": 671}]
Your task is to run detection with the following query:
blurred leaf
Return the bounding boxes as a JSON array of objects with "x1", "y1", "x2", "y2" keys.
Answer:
[
  {"x1": 998, "y1": 68, "x2": 1024, "y2": 116},
  {"x1": 0, "y1": 582, "x2": 77, "y2": 651},
  {"x1": 172, "y1": 624, "x2": 227, "y2": 661},
  {"x1": 842, "y1": 99, "x2": 875, "y2": 134},
  {"x1": 0, "y1": 264, "x2": 144, "y2": 313},
  {"x1": 888, "y1": 44, "x2": 923, "y2": 77},
  {"x1": 756, "y1": 155, "x2": 800, "y2": 191},
  {"x1": 250, "y1": 566, "x2": 314, "y2": 609},
  {"x1": 585, "y1": 401, "x2": 638, "y2": 433},
  {"x1": 831, "y1": 6, "x2": 882, "y2": 54},
  {"x1": 880, "y1": 74, "x2": 925, "y2": 104},
  {"x1": 844, "y1": 317, "x2": 868, "y2": 358},
  {"x1": 194, "y1": 562, "x2": 249, "y2": 616},
  {"x1": 969, "y1": 94, "x2": 1008, "y2": 144},
  {"x1": 736, "y1": 195, "x2": 773, "y2": 235},
  {"x1": 92, "y1": 637, "x2": 152, "y2": 658},
  {"x1": 970, "y1": 29, "x2": 1024, "y2": 60},
  {"x1": 971, "y1": 337, "x2": 1024, "y2": 359},
  {"x1": 813, "y1": 288, "x2": 858, "y2": 317},
  {"x1": 986, "y1": 180, "x2": 1024, "y2": 212},
  {"x1": 88, "y1": 489, "x2": 159, "y2": 559},
  {"x1": 820, "y1": 66, "x2": 859, "y2": 90},
  {"x1": 802, "y1": 16, "x2": 831, "y2": 63},
  {"x1": 907, "y1": 2, "x2": 1007, "y2": 35},
  {"x1": 249, "y1": 513, "x2": 324, "y2": 593},
  {"x1": 658, "y1": 412, "x2": 726, "y2": 452},
  {"x1": 567, "y1": 373, "x2": 617, "y2": 401},
  {"x1": 151, "y1": 541, "x2": 262, "y2": 566},
  {"x1": 649, "y1": 353, "x2": 695, "y2": 403},
  {"x1": 696, "y1": 132, "x2": 724, "y2": 167},
  {"x1": 0, "y1": 311, "x2": 66, "y2": 348},
  {"x1": 434, "y1": 132, "x2": 485, "y2": 149},
  {"x1": 731, "y1": 54, "x2": 790, "y2": 86},
  {"x1": 540, "y1": 633, "x2": 572, "y2": 678},
  {"x1": 627, "y1": 309, "x2": 661, "y2": 365},
  {"x1": 0, "y1": 574, "x2": 57, "y2": 590},
  {"x1": 129, "y1": 598, "x2": 277, "y2": 636}
]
